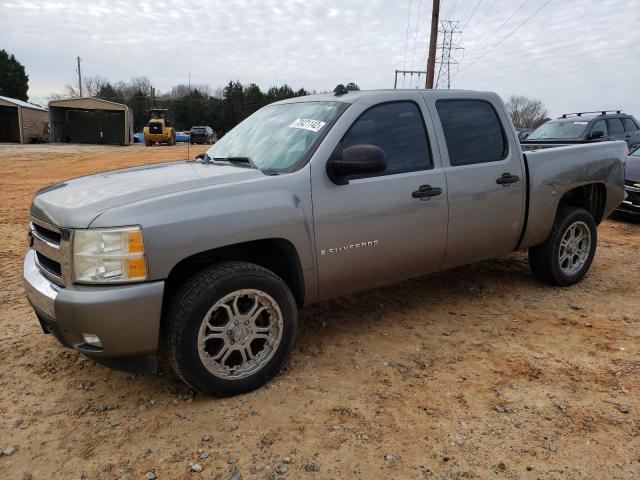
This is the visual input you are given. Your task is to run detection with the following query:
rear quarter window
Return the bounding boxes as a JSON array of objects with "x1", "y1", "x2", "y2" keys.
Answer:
[{"x1": 436, "y1": 99, "x2": 507, "y2": 166}]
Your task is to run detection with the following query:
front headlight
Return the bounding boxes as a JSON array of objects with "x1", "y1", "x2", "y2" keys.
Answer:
[{"x1": 72, "y1": 226, "x2": 148, "y2": 284}]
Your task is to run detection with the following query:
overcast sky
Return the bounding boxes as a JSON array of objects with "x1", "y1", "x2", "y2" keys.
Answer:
[{"x1": 2, "y1": 0, "x2": 639, "y2": 117}]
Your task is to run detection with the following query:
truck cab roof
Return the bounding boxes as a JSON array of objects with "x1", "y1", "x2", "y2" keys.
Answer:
[{"x1": 272, "y1": 88, "x2": 485, "y2": 106}]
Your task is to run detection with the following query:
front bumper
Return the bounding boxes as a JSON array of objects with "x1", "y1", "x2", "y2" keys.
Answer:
[
  {"x1": 615, "y1": 188, "x2": 640, "y2": 216},
  {"x1": 144, "y1": 133, "x2": 170, "y2": 142},
  {"x1": 23, "y1": 249, "x2": 165, "y2": 372}
]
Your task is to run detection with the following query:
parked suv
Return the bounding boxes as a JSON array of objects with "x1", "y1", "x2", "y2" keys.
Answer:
[
  {"x1": 522, "y1": 111, "x2": 640, "y2": 150},
  {"x1": 190, "y1": 126, "x2": 216, "y2": 145}
]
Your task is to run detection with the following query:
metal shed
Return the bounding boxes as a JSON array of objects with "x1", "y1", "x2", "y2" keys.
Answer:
[
  {"x1": 0, "y1": 95, "x2": 49, "y2": 143},
  {"x1": 49, "y1": 98, "x2": 134, "y2": 145}
]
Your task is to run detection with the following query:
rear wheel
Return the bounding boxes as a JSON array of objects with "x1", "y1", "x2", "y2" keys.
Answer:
[
  {"x1": 165, "y1": 262, "x2": 298, "y2": 396},
  {"x1": 529, "y1": 206, "x2": 597, "y2": 286},
  {"x1": 144, "y1": 138, "x2": 152, "y2": 147}
]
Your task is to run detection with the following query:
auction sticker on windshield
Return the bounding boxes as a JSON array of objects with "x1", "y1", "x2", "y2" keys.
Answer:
[{"x1": 288, "y1": 118, "x2": 327, "y2": 133}]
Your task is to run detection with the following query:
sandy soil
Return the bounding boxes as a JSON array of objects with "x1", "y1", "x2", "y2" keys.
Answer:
[{"x1": 0, "y1": 143, "x2": 638, "y2": 480}]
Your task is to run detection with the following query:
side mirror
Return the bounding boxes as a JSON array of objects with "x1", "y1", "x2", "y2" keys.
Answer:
[
  {"x1": 327, "y1": 144, "x2": 386, "y2": 185},
  {"x1": 195, "y1": 153, "x2": 205, "y2": 160},
  {"x1": 590, "y1": 130, "x2": 605, "y2": 140}
]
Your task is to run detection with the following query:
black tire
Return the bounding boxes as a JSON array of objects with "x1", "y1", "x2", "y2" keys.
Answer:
[
  {"x1": 165, "y1": 262, "x2": 298, "y2": 396},
  {"x1": 528, "y1": 206, "x2": 597, "y2": 286},
  {"x1": 144, "y1": 139, "x2": 152, "y2": 147}
]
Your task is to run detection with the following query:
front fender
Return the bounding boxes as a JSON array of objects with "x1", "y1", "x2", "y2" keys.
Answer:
[{"x1": 91, "y1": 168, "x2": 318, "y2": 304}]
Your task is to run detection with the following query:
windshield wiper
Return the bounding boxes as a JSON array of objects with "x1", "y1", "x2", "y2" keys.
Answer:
[
  {"x1": 212, "y1": 157, "x2": 259, "y2": 170},
  {"x1": 195, "y1": 154, "x2": 276, "y2": 174}
]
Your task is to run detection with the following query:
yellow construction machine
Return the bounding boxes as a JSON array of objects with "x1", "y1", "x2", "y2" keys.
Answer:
[{"x1": 143, "y1": 108, "x2": 176, "y2": 146}]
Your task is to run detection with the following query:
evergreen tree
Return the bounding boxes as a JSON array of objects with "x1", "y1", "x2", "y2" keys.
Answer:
[{"x1": 0, "y1": 49, "x2": 29, "y2": 100}]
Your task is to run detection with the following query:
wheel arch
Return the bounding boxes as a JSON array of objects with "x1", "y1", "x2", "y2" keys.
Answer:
[
  {"x1": 162, "y1": 238, "x2": 306, "y2": 311},
  {"x1": 557, "y1": 182, "x2": 607, "y2": 224}
]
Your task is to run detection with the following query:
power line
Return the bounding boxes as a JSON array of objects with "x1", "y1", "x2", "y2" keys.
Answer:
[
  {"x1": 403, "y1": 0, "x2": 414, "y2": 75},
  {"x1": 443, "y1": 0, "x2": 458, "y2": 22},
  {"x1": 409, "y1": 0, "x2": 424, "y2": 87},
  {"x1": 462, "y1": 0, "x2": 483, "y2": 30},
  {"x1": 468, "y1": 0, "x2": 498, "y2": 32},
  {"x1": 466, "y1": 0, "x2": 535, "y2": 55},
  {"x1": 464, "y1": 0, "x2": 552, "y2": 69}
]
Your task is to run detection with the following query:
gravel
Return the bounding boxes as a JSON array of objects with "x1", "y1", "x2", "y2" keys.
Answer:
[
  {"x1": 145, "y1": 471, "x2": 157, "y2": 480},
  {"x1": 2, "y1": 446, "x2": 17, "y2": 456},
  {"x1": 190, "y1": 463, "x2": 203, "y2": 472},
  {"x1": 384, "y1": 454, "x2": 396, "y2": 462},
  {"x1": 275, "y1": 465, "x2": 289, "y2": 474}
]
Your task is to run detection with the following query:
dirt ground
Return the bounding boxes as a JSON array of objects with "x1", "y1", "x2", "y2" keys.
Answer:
[{"x1": 0, "y1": 143, "x2": 638, "y2": 480}]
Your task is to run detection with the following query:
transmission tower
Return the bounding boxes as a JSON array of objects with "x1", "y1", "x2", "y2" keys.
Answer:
[{"x1": 435, "y1": 20, "x2": 464, "y2": 89}]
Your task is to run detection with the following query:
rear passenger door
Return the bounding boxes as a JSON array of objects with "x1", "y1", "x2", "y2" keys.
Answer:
[{"x1": 428, "y1": 96, "x2": 526, "y2": 269}]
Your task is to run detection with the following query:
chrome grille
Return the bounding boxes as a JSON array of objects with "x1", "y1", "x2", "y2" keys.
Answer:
[{"x1": 29, "y1": 217, "x2": 70, "y2": 286}]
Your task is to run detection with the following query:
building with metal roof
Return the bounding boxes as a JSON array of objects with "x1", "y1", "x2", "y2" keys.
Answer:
[
  {"x1": 0, "y1": 95, "x2": 49, "y2": 143},
  {"x1": 48, "y1": 98, "x2": 134, "y2": 145}
]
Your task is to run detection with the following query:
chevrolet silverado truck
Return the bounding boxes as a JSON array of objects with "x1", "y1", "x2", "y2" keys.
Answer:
[{"x1": 24, "y1": 90, "x2": 626, "y2": 396}]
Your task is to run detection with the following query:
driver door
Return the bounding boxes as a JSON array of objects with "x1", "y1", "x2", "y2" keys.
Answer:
[{"x1": 310, "y1": 93, "x2": 449, "y2": 301}]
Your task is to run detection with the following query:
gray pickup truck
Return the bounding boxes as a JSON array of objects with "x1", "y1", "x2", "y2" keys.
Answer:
[{"x1": 24, "y1": 89, "x2": 626, "y2": 396}]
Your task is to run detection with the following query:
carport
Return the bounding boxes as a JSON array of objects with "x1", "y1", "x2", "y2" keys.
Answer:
[
  {"x1": 48, "y1": 98, "x2": 133, "y2": 145},
  {"x1": 0, "y1": 95, "x2": 48, "y2": 143}
]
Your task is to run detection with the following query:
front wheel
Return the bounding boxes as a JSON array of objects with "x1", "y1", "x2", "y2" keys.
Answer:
[
  {"x1": 165, "y1": 262, "x2": 298, "y2": 396},
  {"x1": 528, "y1": 206, "x2": 597, "y2": 286}
]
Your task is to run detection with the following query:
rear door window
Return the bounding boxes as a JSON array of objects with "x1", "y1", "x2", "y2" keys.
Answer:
[
  {"x1": 436, "y1": 99, "x2": 507, "y2": 166},
  {"x1": 608, "y1": 118, "x2": 625, "y2": 135},
  {"x1": 623, "y1": 118, "x2": 639, "y2": 132}
]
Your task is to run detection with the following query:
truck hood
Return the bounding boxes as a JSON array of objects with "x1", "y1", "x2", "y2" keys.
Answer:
[{"x1": 30, "y1": 160, "x2": 264, "y2": 228}]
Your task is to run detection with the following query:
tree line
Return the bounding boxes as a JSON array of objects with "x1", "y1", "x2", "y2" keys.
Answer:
[{"x1": 52, "y1": 75, "x2": 360, "y2": 134}]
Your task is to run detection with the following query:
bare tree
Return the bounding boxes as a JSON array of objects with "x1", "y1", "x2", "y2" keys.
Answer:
[
  {"x1": 506, "y1": 95, "x2": 549, "y2": 129},
  {"x1": 63, "y1": 75, "x2": 109, "y2": 98},
  {"x1": 166, "y1": 84, "x2": 211, "y2": 99}
]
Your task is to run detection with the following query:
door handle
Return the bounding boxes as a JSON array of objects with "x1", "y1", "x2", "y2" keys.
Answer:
[
  {"x1": 412, "y1": 185, "x2": 442, "y2": 199},
  {"x1": 496, "y1": 173, "x2": 520, "y2": 185}
]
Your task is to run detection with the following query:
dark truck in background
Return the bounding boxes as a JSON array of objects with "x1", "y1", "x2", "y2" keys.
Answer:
[
  {"x1": 23, "y1": 89, "x2": 626, "y2": 396},
  {"x1": 522, "y1": 111, "x2": 640, "y2": 151}
]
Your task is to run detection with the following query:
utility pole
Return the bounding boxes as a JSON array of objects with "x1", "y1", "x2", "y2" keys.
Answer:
[
  {"x1": 76, "y1": 56, "x2": 83, "y2": 97},
  {"x1": 425, "y1": 0, "x2": 440, "y2": 89}
]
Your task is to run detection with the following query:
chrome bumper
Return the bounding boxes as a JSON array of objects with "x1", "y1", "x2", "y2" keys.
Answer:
[
  {"x1": 23, "y1": 250, "x2": 59, "y2": 318},
  {"x1": 23, "y1": 249, "x2": 165, "y2": 359}
]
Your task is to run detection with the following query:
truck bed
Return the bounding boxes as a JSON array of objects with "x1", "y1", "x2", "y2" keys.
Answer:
[{"x1": 519, "y1": 141, "x2": 627, "y2": 249}]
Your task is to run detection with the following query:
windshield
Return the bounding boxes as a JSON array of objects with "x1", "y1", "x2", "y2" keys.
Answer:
[
  {"x1": 527, "y1": 120, "x2": 589, "y2": 140},
  {"x1": 205, "y1": 101, "x2": 346, "y2": 173}
]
